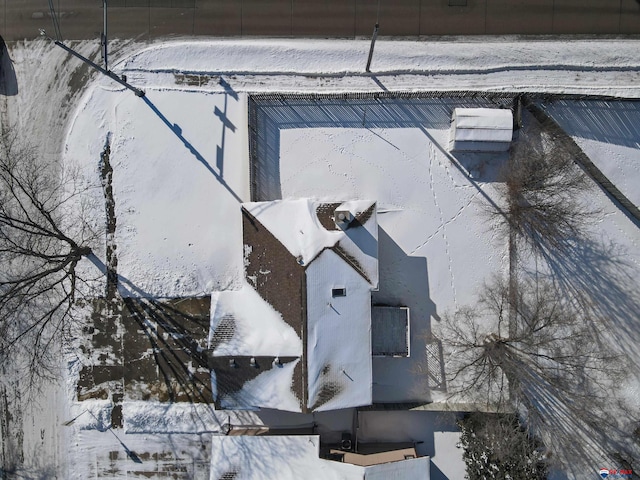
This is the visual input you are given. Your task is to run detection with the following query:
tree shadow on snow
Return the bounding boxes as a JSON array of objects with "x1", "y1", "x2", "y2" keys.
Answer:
[{"x1": 529, "y1": 234, "x2": 640, "y2": 368}]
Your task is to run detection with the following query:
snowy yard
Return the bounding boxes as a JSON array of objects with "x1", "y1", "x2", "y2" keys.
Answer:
[
  {"x1": 65, "y1": 88, "x2": 249, "y2": 298},
  {"x1": 250, "y1": 94, "x2": 510, "y2": 403}
]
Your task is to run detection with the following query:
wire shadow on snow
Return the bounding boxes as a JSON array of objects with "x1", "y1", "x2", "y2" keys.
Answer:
[
  {"x1": 142, "y1": 95, "x2": 241, "y2": 203},
  {"x1": 0, "y1": 36, "x2": 18, "y2": 96}
]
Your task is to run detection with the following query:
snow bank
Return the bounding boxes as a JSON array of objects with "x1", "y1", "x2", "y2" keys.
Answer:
[{"x1": 123, "y1": 401, "x2": 225, "y2": 433}]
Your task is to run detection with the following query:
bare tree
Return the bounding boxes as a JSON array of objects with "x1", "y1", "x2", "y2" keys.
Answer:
[
  {"x1": 0, "y1": 128, "x2": 99, "y2": 385},
  {"x1": 498, "y1": 110, "x2": 596, "y2": 260},
  {"x1": 457, "y1": 412, "x2": 547, "y2": 480},
  {"x1": 438, "y1": 275, "x2": 636, "y2": 474}
]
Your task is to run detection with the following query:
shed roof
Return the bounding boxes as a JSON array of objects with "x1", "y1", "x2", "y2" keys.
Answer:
[{"x1": 450, "y1": 108, "x2": 513, "y2": 152}]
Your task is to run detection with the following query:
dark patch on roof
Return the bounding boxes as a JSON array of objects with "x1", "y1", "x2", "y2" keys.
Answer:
[
  {"x1": 209, "y1": 314, "x2": 236, "y2": 352},
  {"x1": 309, "y1": 364, "x2": 343, "y2": 411},
  {"x1": 332, "y1": 243, "x2": 371, "y2": 284},
  {"x1": 291, "y1": 356, "x2": 305, "y2": 412},
  {"x1": 315, "y1": 202, "x2": 342, "y2": 231},
  {"x1": 315, "y1": 202, "x2": 376, "y2": 233},
  {"x1": 209, "y1": 356, "x2": 301, "y2": 410},
  {"x1": 218, "y1": 472, "x2": 238, "y2": 480},
  {"x1": 354, "y1": 203, "x2": 375, "y2": 225}
]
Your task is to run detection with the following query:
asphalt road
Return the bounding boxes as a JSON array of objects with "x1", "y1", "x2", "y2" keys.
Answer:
[{"x1": 2, "y1": 0, "x2": 640, "y2": 42}]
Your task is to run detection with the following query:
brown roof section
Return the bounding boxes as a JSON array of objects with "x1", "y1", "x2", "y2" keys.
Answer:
[
  {"x1": 242, "y1": 207, "x2": 306, "y2": 336},
  {"x1": 208, "y1": 356, "x2": 300, "y2": 410},
  {"x1": 241, "y1": 207, "x2": 308, "y2": 410},
  {"x1": 315, "y1": 202, "x2": 342, "y2": 231}
]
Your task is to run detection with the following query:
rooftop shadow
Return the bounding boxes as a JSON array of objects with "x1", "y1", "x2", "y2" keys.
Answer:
[
  {"x1": 372, "y1": 227, "x2": 440, "y2": 404},
  {"x1": 0, "y1": 36, "x2": 18, "y2": 96}
]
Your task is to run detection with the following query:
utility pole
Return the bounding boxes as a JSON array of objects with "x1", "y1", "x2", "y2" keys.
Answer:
[
  {"x1": 102, "y1": 0, "x2": 108, "y2": 71},
  {"x1": 43, "y1": 0, "x2": 144, "y2": 97},
  {"x1": 40, "y1": 30, "x2": 145, "y2": 97},
  {"x1": 365, "y1": 0, "x2": 381, "y2": 72},
  {"x1": 365, "y1": 24, "x2": 379, "y2": 72}
]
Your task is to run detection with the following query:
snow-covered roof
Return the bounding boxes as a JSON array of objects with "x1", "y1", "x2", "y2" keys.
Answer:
[
  {"x1": 243, "y1": 199, "x2": 378, "y2": 287},
  {"x1": 209, "y1": 284, "x2": 302, "y2": 357},
  {"x1": 450, "y1": 108, "x2": 513, "y2": 152},
  {"x1": 208, "y1": 284, "x2": 304, "y2": 411},
  {"x1": 306, "y1": 249, "x2": 373, "y2": 411},
  {"x1": 208, "y1": 435, "x2": 430, "y2": 480}
]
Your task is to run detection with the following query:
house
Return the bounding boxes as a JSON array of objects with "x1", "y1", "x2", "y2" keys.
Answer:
[{"x1": 208, "y1": 198, "x2": 378, "y2": 413}]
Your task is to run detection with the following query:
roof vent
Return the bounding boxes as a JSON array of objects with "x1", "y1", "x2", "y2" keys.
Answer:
[
  {"x1": 229, "y1": 358, "x2": 238, "y2": 368},
  {"x1": 334, "y1": 208, "x2": 354, "y2": 230},
  {"x1": 332, "y1": 287, "x2": 346, "y2": 297},
  {"x1": 250, "y1": 357, "x2": 259, "y2": 368},
  {"x1": 273, "y1": 357, "x2": 282, "y2": 367}
]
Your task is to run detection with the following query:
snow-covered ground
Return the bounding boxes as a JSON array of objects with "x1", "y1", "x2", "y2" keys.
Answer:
[
  {"x1": 66, "y1": 87, "x2": 249, "y2": 297},
  {"x1": 3, "y1": 36, "x2": 640, "y2": 479},
  {"x1": 120, "y1": 38, "x2": 640, "y2": 97}
]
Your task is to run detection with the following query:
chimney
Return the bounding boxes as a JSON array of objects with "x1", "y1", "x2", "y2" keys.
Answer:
[{"x1": 334, "y1": 207, "x2": 354, "y2": 230}]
